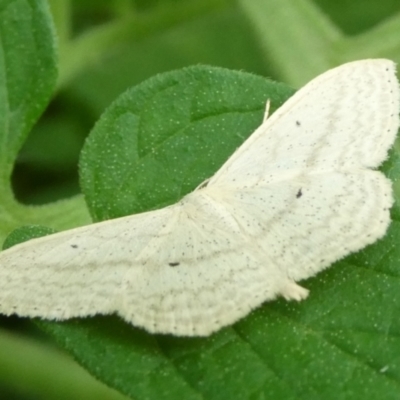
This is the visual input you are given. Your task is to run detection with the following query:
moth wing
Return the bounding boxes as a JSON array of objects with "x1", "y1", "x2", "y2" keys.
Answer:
[
  {"x1": 0, "y1": 206, "x2": 174, "y2": 319},
  {"x1": 209, "y1": 59, "x2": 399, "y2": 188}
]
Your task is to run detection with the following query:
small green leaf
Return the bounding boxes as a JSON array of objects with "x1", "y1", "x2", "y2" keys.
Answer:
[
  {"x1": 0, "y1": 1, "x2": 92, "y2": 243},
  {"x1": 2, "y1": 225, "x2": 56, "y2": 250},
  {"x1": 0, "y1": 0, "x2": 57, "y2": 185}
]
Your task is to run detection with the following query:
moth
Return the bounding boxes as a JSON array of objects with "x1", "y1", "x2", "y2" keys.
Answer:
[{"x1": 0, "y1": 59, "x2": 398, "y2": 336}]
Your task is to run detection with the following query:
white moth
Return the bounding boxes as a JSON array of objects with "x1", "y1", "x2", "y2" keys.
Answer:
[{"x1": 0, "y1": 59, "x2": 399, "y2": 336}]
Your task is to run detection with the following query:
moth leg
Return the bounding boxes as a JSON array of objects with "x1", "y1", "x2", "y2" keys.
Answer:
[{"x1": 280, "y1": 281, "x2": 309, "y2": 301}]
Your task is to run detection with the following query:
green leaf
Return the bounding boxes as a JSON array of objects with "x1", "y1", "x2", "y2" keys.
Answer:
[
  {"x1": 0, "y1": 0, "x2": 92, "y2": 245},
  {"x1": 2, "y1": 224, "x2": 56, "y2": 250},
  {"x1": 37, "y1": 66, "x2": 400, "y2": 400},
  {"x1": 0, "y1": 0, "x2": 57, "y2": 185}
]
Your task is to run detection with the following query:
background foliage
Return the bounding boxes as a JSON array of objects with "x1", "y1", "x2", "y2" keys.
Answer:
[{"x1": 1, "y1": 0, "x2": 400, "y2": 399}]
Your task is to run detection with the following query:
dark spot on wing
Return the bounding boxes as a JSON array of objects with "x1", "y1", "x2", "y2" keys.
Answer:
[
  {"x1": 168, "y1": 262, "x2": 180, "y2": 267},
  {"x1": 296, "y1": 121, "x2": 301, "y2": 126},
  {"x1": 197, "y1": 179, "x2": 210, "y2": 190},
  {"x1": 296, "y1": 189, "x2": 302, "y2": 198},
  {"x1": 71, "y1": 244, "x2": 78, "y2": 249}
]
